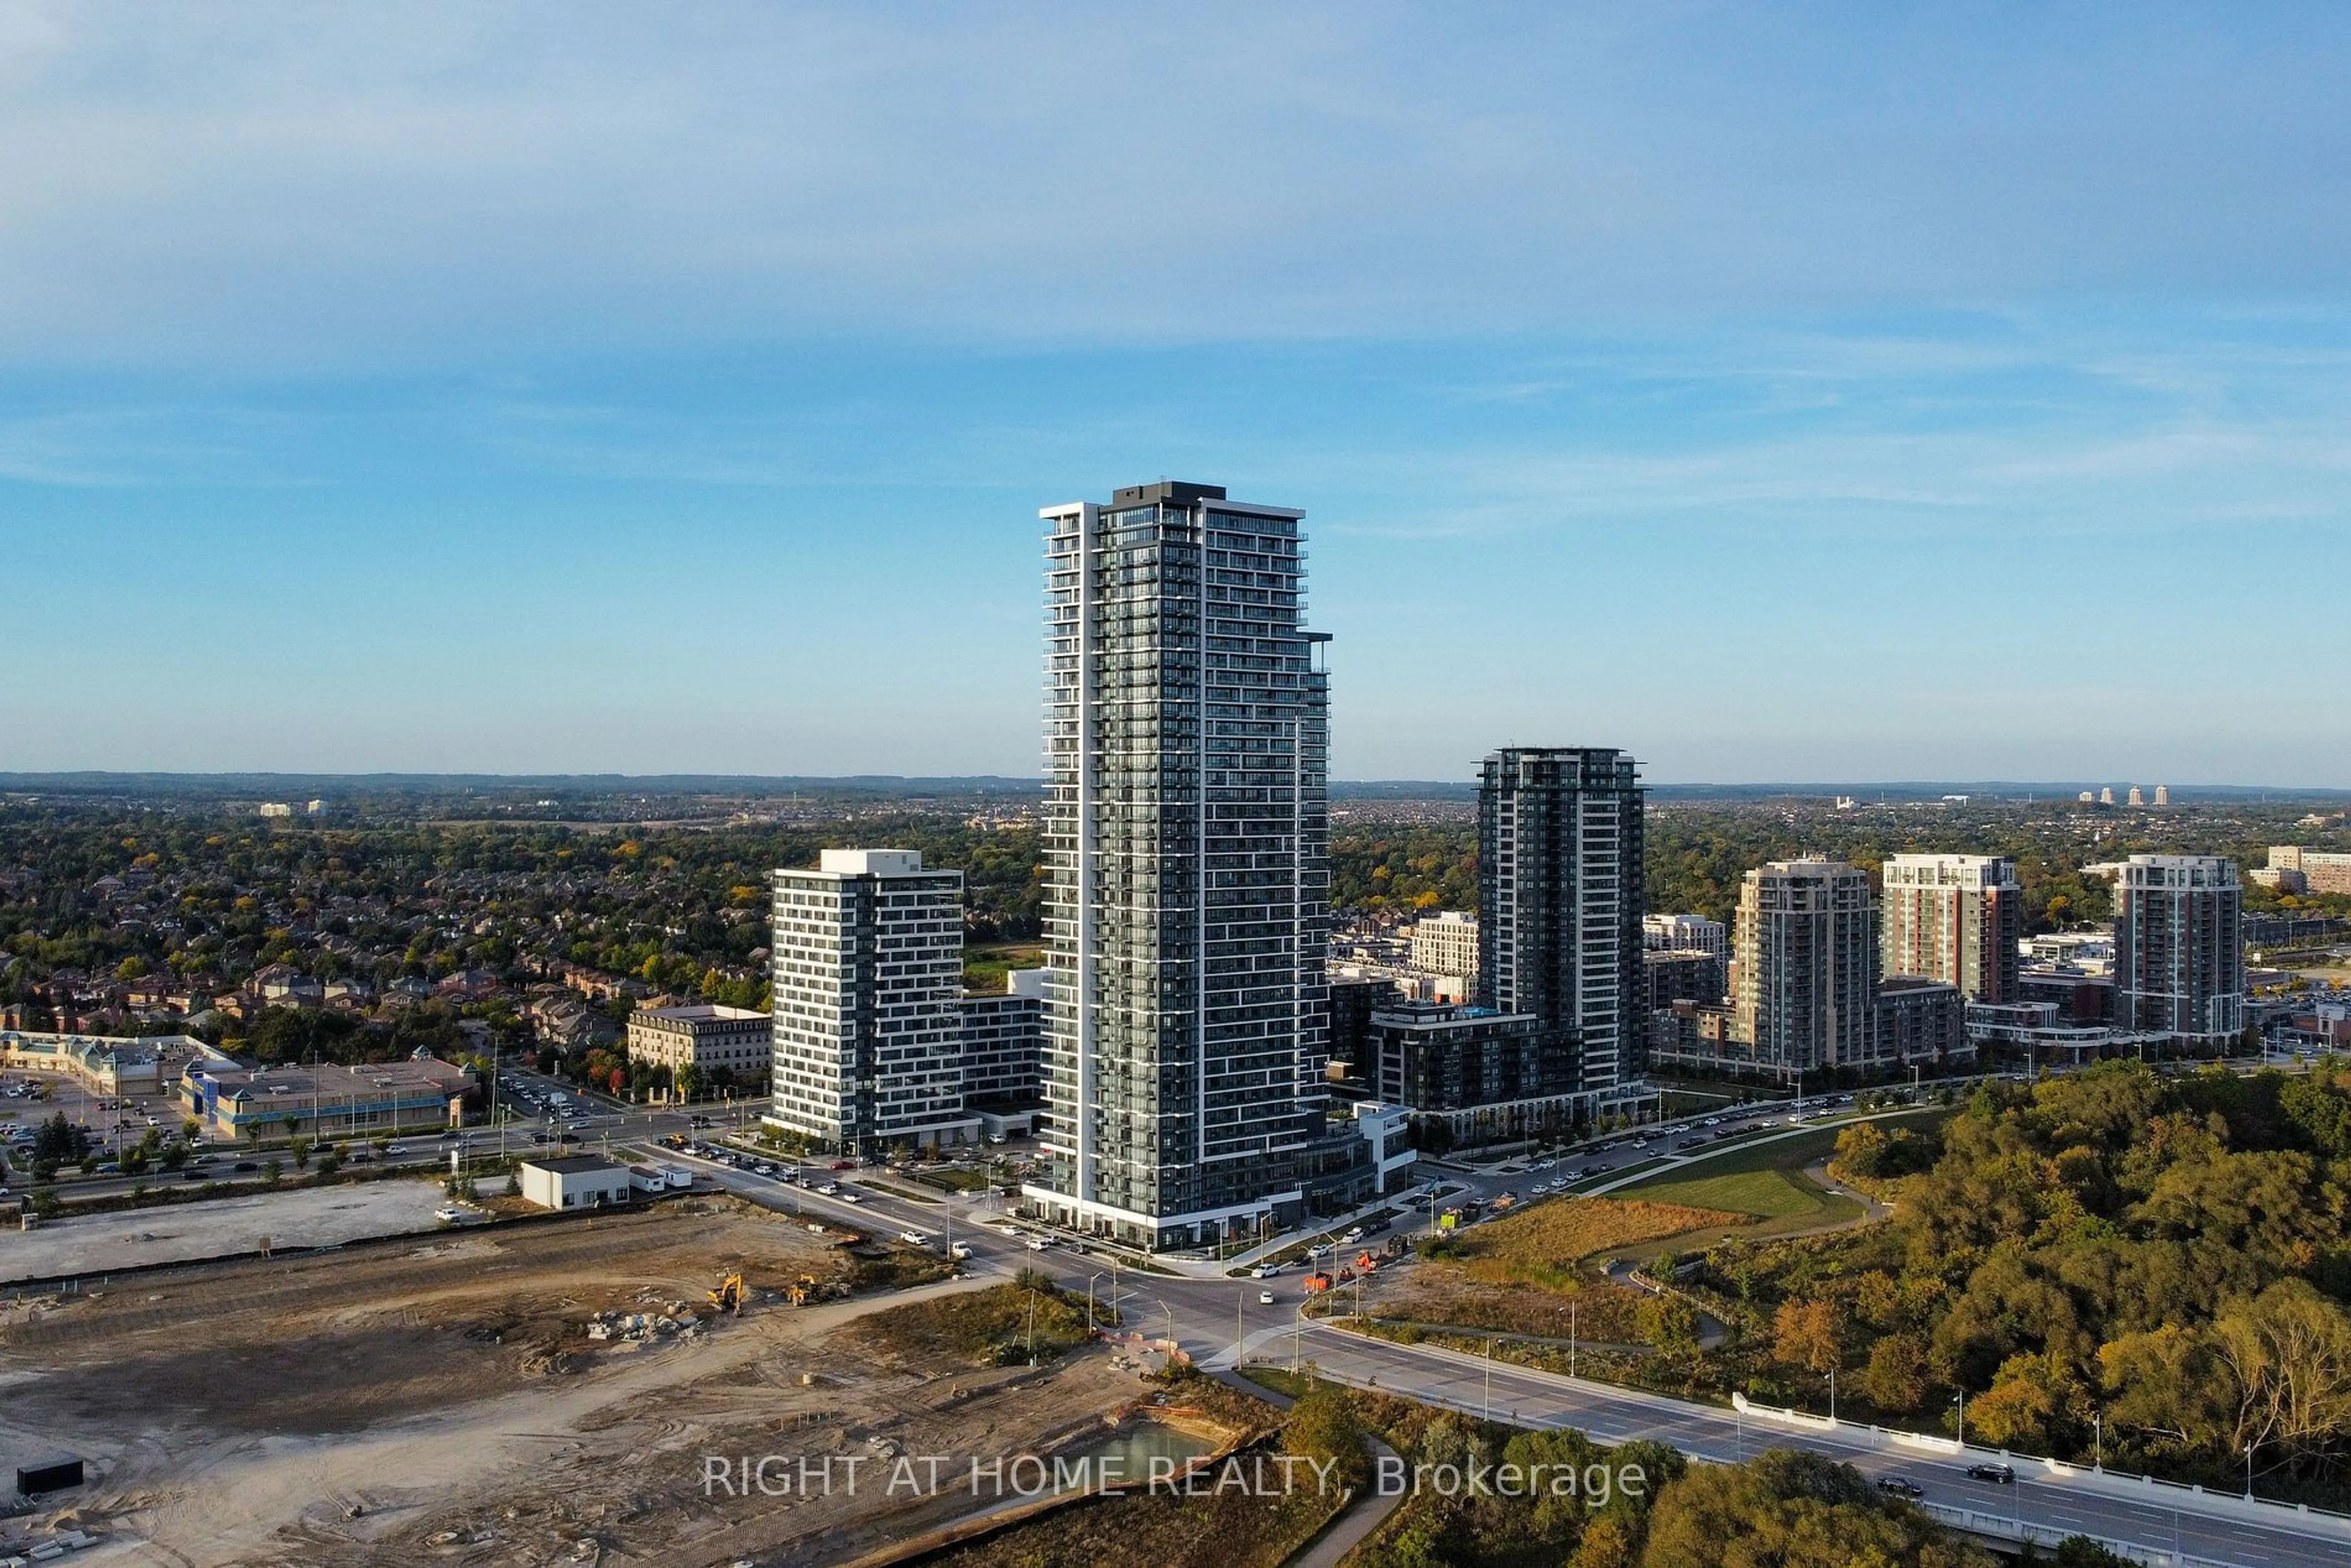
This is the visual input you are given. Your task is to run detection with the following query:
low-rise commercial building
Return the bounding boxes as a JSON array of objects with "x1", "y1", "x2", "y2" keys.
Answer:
[
  {"x1": 0, "y1": 1030, "x2": 166, "y2": 1093},
  {"x1": 519, "y1": 1155, "x2": 634, "y2": 1211},
  {"x1": 181, "y1": 1052, "x2": 471, "y2": 1141}
]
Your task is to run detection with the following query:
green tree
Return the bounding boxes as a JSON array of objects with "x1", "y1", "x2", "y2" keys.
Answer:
[
  {"x1": 1863, "y1": 1334, "x2": 1932, "y2": 1414},
  {"x1": 1281, "y1": 1382, "x2": 1371, "y2": 1495}
]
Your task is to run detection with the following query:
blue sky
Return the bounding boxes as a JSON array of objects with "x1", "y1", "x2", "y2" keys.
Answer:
[{"x1": 4, "y1": 4, "x2": 2349, "y2": 783}]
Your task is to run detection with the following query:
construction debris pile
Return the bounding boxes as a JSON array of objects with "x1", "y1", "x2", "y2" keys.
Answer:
[{"x1": 585, "y1": 1308, "x2": 702, "y2": 1345}]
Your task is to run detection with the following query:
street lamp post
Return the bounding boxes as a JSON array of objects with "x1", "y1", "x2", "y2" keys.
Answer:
[
  {"x1": 2245, "y1": 1441, "x2": 2255, "y2": 1500},
  {"x1": 1954, "y1": 1390, "x2": 1965, "y2": 1448}
]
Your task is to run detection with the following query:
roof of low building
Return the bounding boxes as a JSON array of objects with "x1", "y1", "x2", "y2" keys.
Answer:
[{"x1": 522, "y1": 1155, "x2": 631, "y2": 1175}]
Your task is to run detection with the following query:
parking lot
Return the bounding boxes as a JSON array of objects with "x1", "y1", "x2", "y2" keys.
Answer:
[{"x1": 0, "y1": 1175, "x2": 456, "y2": 1282}]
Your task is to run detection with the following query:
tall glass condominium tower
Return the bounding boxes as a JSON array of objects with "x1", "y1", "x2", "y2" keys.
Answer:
[
  {"x1": 1476, "y1": 747, "x2": 1646, "y2": 1100},
  {"x1": 1024, "y1": 480, "x2": 1333, "y2": 1251}
]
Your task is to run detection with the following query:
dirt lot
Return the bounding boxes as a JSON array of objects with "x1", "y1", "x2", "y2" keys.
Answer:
[{"x1": 0, "y1": 1199, "x2": 1157, "y2": 1567}]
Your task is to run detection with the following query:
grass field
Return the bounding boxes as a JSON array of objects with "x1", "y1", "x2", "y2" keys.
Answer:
[
  {"x1": 1451, "y1": 1196, "x2": 1742, "y2": 1287},
  {"x1": 964, "y1": 942, "x2": 1047, "y2": 994},
  {"x1": 1610, "y1": 1126, "x2": 1862, "y2": 1237},
  {"x1": 853, "y1": 1278, "x2": 1098, "y2": 1365}
]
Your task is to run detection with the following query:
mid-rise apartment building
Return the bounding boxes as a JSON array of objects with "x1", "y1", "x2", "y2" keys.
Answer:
[
  {"x1": 1643, "y1": 913, "x2": 1728, "y2": 958},
  {"x1": 1026, "y1": 481, "x2": 1362, "y2": 1250},
  {"x1": 961, "y1": 967, "x2": 1046, "y2": 1109},
  {"x1": 2102, "y1": 855, "x2": 2245, "y2": 1046},
  {"x1": 2257, "y1": 846, "x2": 2351, "y2": 896},
  {"x1": 1875, "y1": 976, "x2": 1967, "y2": 1064},
  {"x1": 625, "y1": 1003, "x2": 771, "y2": 1089},
  {"x1": 1880, "y1": 853, "x2": 2023, "y2": 1002},
  {"x1": 1408, "y1": 911, "x2": 1480, "y2": 980},
  {"x1": 1368, "y1": 998, "x2": 1557, "y2": 1147},
  {"x1": 1644, "y1": 947, "x2": 1727, "y2": 1013},
  {"x1": 1476, "y1": 746, "x2": 1645, "y2": 1100},
  {"x1": 1733, "y1": 858, "x2": 1878, "y2": 1075},
  {"x1": 767, "y1": 849, "x2": 975, "y2": 1153}
]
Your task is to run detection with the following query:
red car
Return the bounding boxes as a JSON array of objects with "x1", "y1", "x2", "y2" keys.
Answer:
[{"x1": 830, "y1": 1159, "x2": 855, "y2": 1171}]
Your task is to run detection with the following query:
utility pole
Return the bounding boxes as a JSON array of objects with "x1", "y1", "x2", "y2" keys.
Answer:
[{"x1": 1570, "y1": 1299, "x2": 1577, "y2": 1380}]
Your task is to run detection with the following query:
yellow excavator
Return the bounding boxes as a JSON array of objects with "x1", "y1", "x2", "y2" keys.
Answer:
[
  {"x1": 786, "y1": 1274, "x2": 820, "y2": 1307},
  {"x1": 708, "y1": 1274, "x2": 747, "y2": 1315}
]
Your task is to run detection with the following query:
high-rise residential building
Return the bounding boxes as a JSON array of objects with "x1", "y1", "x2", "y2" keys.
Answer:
[
  {"x1": 2126, "y1": 786, "x2": 2145, "y2": 808},
  {"x1": 2153, "y1": 785, "x2": 2170, "y2": 807},
  {"x1": 1476, "y1": 747, "x2": 1646, "y2": 1099},
  {"x1": 767, "y1": 850, "x2": 975, "y2": 1153},
  {"x1": 2099, "y1": 787, "x2": 2117, "y2": 806},
  {"x1": 1027, "y1": 480, "x2": 1359, "y2": 1251},
  {"x1": 1733, "y1": 858, "x2": 1879, "y2": 1075},
  {"x1": 1880, "y1": 853, "x2": 2023, "y2": 1002},
  {"x1": 1408, "y1": 911, "x2": 1480, "y2": 980},
  {"x1": 1643, "y1": 913, "x2": 1728, "y2": 958},
  {"x1": 2104, "y1": 855, "x2": 2245, "y2": 1045}
]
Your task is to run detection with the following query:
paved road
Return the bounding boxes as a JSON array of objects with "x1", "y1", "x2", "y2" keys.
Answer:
[
  {"x1": 1278, "y1": 1326, "x2": 2344, "y2": 1568},
  {"x1": 652, "y1": 1137, "x2": 2349, "y2": 1568}
]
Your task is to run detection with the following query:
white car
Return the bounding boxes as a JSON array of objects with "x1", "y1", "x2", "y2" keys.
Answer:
[
  {"x1": 433, "y1": 1206, "x2": 465, "y2": 1223},
  {"x1": 1026, "y1": 1237, "x2": 1054, "y2": 1251},
  {"x1": 948, "y1": 1243, "x2": 972, "y2": 1260},
  {"x1": 1258, "y1": 1290, "x2": 1276, "y2": 1305},
  {"x1": 839, "y1": 1192, "x2": 862, "y2": 1204},
  {"x1": 899, "y1": 1230, "x2": 931, "y2": 1247}
]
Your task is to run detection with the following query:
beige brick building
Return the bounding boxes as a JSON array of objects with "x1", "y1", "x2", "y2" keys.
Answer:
[{"x1": 624, "y1": 1004, "x2": 771, "y2": 1085}]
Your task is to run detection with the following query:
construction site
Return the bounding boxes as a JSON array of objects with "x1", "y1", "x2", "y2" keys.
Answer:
[{"x1": 0, "y1": 1196, "x2": 1169, "y2": 1567}]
